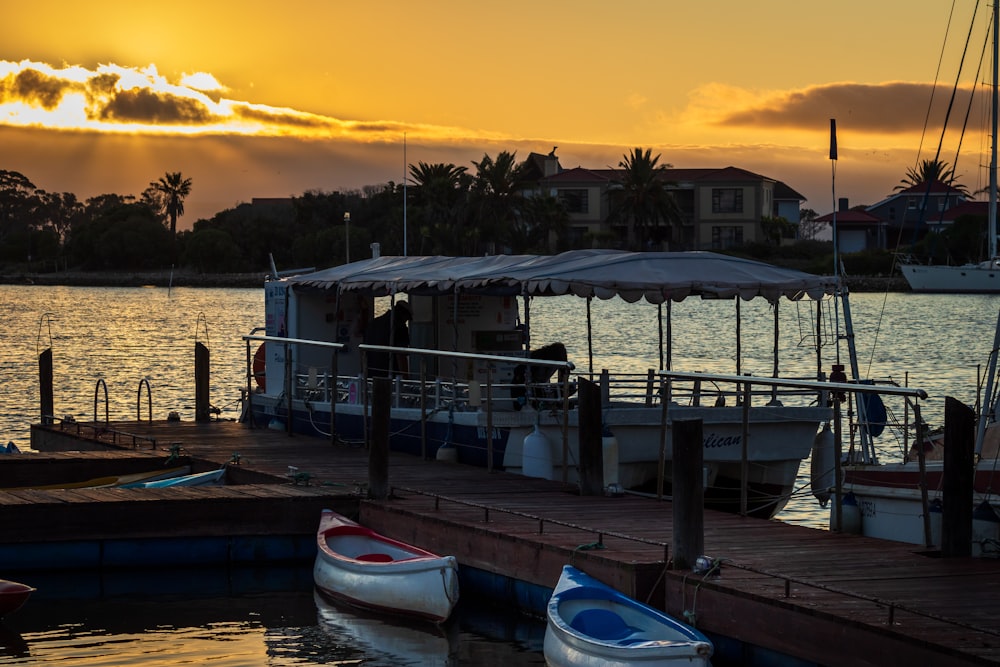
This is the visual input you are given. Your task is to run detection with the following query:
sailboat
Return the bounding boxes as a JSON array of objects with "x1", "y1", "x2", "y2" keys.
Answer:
[
  {"x1": 833, "y1": 1, "x2": 1000, "y2": 555},
  {"x1": 898, "y1": 0, "x2": 1000, "y2": 293}
]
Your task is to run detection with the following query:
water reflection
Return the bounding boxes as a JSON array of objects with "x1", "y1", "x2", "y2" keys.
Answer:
[
  {"x1": 0, "y1": 566, "x2": 546, "y2": 666},
  {"x1": 313, "y1": 589, "x2": 458, "y2": 666}
]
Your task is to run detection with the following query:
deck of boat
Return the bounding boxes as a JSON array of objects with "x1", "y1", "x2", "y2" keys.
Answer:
[{"x1": 10, "y1": 418, "x2": 1000, "y2": 666}]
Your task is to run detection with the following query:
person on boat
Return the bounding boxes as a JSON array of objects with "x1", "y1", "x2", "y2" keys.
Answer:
[
  {"x1": 363, "y1": 301, "x2": 411, "y2": 378},
  {"x1": 511, "y1": 342, "x2": 575, "y2": 410}
]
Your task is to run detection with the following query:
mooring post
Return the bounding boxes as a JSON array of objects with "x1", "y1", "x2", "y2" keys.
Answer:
[
  {"x1": 38, "y1": 347, "x2": 53, "y2": 425},
  {"x1": 672, "y1": 418, "x2": 705, "y2": 570},
  {"x1": 578, "y1": 378, "x2": 603, "y2": 495},
  {"x1": 195, "y1": 341, "x2": 211, "y2": 422},
  {"x1": 369, "y1": 377, "x2": 391, "y2": 499},
  {"x1": 942, "y1": 396, "x2": 975, "y2": 556}
]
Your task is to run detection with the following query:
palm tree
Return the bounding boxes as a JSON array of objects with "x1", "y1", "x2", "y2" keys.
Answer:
[
  {"x1": 150, "y1": 172, "x2": 193, "y2": 238},
  {"x1": 407, "y1": 161, "x2": 471, "y2": 254},
  {"x1": 607, "y1": 148, "x2": 682, "y2": 250},
  {"x1": 470, "y1": 151, "x2": 524, "y2": 254},
  {"x1": 895, "y1": 158, "x2": 969, "y2": 196}
]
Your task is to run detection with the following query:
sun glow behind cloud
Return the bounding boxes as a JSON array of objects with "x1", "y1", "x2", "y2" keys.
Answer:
[{"x1": 0, "y1": 60, "x2": 487, "y2": 141}]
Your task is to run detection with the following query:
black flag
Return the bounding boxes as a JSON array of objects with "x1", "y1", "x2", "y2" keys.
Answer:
[{"x1": 829, "y1": 118, "x2": 838, "y2": 160}]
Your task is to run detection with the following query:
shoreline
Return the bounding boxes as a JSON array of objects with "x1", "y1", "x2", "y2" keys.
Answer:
[
  {"x1": 0, "y1": 270, "x2": 266, "y2": 289},
  {"x1": 0, "y1": 270, "x2": 910, "y2": 292}
]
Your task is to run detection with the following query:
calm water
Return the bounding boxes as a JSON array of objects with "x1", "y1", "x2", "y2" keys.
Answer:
[
  {"x1": 0, "y1": 566, "x2": 546, "y2": 666},
  {"x1": 1, "y1": 284, "x2": 998, "y2": 664}
]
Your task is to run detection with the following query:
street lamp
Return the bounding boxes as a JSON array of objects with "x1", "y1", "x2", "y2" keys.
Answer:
[{"x1": 343, "y1": 212, "x2": 351, "y2": 263}]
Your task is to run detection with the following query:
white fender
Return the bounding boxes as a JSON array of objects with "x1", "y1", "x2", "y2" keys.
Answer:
[
  {"x1": 522, "y1": 425, "x2": 553, "y2": 480},
  {"x1": 810, "y1": 422, "x2": 836, "y2": 507}
]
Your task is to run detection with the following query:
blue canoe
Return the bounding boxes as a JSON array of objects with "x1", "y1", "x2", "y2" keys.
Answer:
[
  {"x1": 121, "y1": 467, "x2": 227, "y2": 489},
  {"x1": 544, "y1": 565, "x2": 713, "y2": 667}
]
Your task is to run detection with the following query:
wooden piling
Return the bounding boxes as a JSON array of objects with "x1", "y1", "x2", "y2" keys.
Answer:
[
  {"x1": 672, "y1": 418, "x2": 704, "y2": 570},
  {"x1": 38, "y1": 347, "x2": 53, "y2": 425},
  {"x1": 942, "y1": 396, "x2": 975, "y2": 557},
  {"x1": 195, "y1": 341, "x2": 211, "y2": 422},
  {"x1": 577, "y1": 378, "x2": 603, "y2": 495},
  {"x1": 369, "y1": 377, "x2": 390, "y2": 499}
]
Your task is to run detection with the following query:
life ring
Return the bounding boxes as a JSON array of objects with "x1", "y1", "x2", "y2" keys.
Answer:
[{"x1": 253, "y1": 343, "x2": 266, "y2": 390}]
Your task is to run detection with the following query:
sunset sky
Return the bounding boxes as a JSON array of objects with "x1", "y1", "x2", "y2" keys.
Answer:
[{"x1": 1, "y1": 0, "x2": 995, "y2": 227}]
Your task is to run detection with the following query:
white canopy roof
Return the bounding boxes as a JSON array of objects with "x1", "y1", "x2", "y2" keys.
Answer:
[{"x1": 282, "y1": 249, "x2": 837, "y2": 304}]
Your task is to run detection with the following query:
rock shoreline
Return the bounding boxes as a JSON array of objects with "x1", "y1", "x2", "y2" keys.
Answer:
[{"x1": 0, "y1": 271, "x2": 910, "y2": 292}]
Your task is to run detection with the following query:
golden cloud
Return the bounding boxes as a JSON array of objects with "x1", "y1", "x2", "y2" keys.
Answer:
[{"x1": 0, "y1": 60, "x2": 486, "y2": 141}]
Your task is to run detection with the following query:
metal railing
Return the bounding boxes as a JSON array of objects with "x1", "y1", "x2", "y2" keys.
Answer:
[{"x1": 658, "y1": 369, "x2": 928, "y2": 520}]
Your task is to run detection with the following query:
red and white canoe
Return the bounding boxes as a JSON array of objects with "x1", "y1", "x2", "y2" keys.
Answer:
[
  {"x1": 312, "y1": 509, "x2": 459, "y2": 623},
  {"x1": 0, "y1": 579, "x2": 34, "y2": 618}
]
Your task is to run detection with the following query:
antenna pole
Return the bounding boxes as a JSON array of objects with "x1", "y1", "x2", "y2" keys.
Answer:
[
  {"x1": 991, "y1": 0, "x2": 998, "y2": 258},
  {"x1": 403, "y1": 133, "x2": 408, "y2": 257}
]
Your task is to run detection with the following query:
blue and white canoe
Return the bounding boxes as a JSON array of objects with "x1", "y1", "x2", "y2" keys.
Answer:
[
  {"x1": 313, "y1": 509, "x2": 459, "y2": 624},
  {"x1": 544, "y1": 565, "x2": 713, "y2": 667},
  {"x1": 120, "y1": 467, "x2": 227, "y2": 489}
]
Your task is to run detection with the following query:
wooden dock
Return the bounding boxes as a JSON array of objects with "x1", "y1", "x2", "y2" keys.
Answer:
[{"x1": 9, "y1": 418, "x2": 1000, "y2": 666}]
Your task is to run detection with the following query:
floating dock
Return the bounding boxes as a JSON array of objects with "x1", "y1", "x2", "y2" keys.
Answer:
[{"x1": 4, "y1": 419, "x2": 999, "y2": 666}]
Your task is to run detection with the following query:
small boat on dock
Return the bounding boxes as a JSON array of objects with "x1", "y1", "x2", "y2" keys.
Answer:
[
  {"x1": 4, "y1": 465, "x2": 192, "y2": 490},
  {"x1": 312, "y1": 509, "x2": 459, "y2": 623},
  {"x1": 120, "y1": 466, "x2": 227, "y2": 489},
  {"x1": 0, "y1": 579, "x2": 34, "y2": 618},
  {"x1": 543, "y1": 565, "x2": 713, "y2": 667}
]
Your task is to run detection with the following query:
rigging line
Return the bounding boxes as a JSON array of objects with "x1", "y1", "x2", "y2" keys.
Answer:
[
  {"x1": 903, "y1": 0, "x2": 984, "y2": 251},
  {"x1": 914, "y1": 0, "x2": 961, "y2": 165},
  {"x1": 950, "y1": 18, "x2": 990, "y2": 178}
]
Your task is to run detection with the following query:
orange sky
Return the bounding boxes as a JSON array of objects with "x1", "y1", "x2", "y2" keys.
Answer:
[{"x1": 1, "y1": 0, "x2": 995, "y2": 227}]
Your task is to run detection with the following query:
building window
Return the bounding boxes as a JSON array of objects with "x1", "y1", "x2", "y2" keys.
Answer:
[
  {"x1": 712, "y1": 188, "x2": 743, "y2": 213},
  {"x1": 712, "y1": 226, "x2": 743, "y2": 249},
  {"x1": 557, "y1": 189, "x2": 589, "y2": 214}
]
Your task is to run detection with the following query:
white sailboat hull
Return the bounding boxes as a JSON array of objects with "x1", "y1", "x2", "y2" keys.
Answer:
[{"x1": 900, "y1": 261, "x2": 1000, "y2": 293}]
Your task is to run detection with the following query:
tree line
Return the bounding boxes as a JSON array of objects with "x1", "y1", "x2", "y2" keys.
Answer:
[{"x1": 0, "y1": 148, "x2": 707, "y2": 274}]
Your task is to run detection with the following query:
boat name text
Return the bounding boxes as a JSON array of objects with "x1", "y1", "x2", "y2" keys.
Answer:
[{"x1": 704, "y1": 433, "x2": 741, "y2": 449}]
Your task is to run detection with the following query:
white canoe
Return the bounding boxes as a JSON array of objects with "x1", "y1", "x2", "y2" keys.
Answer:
[
  {"x1": 544, "y1": 565, "x2": 713, "y2": 667},
  {"x1": 121, "y1": 467, "x2": 226, "y2": 488},
  {"x1": 312, "y1": 509, "x2": 459, "y2": 623}
]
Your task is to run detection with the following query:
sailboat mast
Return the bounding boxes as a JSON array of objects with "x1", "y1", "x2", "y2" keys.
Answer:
[{"x1": 992, "y1": 0, "x2": 998, "y2": 259}]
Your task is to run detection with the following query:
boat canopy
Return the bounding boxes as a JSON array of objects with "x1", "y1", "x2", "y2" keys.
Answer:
[{"x1": 282, "y1": 249, "x2": 837, "y2": 304}]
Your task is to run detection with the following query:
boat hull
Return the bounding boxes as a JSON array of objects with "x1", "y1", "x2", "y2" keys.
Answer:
[
  {"x1": 837, "y1": 463, "x2": 1000, "y2": 555},
  {"x1": 249, "y1": 396, "x2": 824, "y2": 519},
  {"x1": 544, "y1": 565, "x2": 712, "y2": 667},
  {"x1": 313, "y1": 509, "x2": 459, "y2": 623},
  {"x1": 122, "y1": 467, "x2": 227, "y2": 488},
  {"x1": 0, "y1": 579, "x2": 34, "y2": 618},
  {"x1": 5, "y1": 465, "x2": 192, "y2": 490},
  {"x1": 899, "y1": 262, "x2": 1000, "y2": 293}
]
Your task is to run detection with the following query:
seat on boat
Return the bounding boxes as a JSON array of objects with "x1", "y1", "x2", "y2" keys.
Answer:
[
  {"x1": 356, "y1": 553, "x2": 394, "y2": 562},
  {"x1": 569, "y1": 608, "x2": 636, "y2": 641}
]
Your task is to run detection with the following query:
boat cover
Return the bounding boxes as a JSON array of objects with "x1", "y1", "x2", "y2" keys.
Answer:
[{"x1": 282, "y1": 249, "x2": 837, "y2": 304}]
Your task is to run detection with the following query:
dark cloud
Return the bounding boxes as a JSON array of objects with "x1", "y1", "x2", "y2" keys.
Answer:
[
  {"x1": 96, "y1": 87, "x2": 216, "y2": 125},
  {"x1": 232, "y1": 104, "x2": 330, "y2": 129},
  {"x1": 0, "y1": 68, "x2": 77, "y2": 109},
  {"x1": 718, "y1": 82, "x2": 981, "y2": 134}
]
